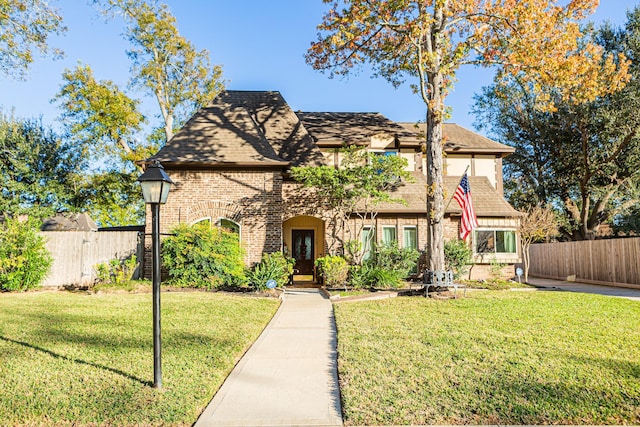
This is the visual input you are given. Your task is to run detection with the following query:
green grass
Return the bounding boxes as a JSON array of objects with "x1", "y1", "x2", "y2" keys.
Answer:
[
  {"x1": 0, "y1": 291, "x2": 279, "y2": 426},
  {"x1": 334, "y1": 291, "x2": 640, "y2": 426}
]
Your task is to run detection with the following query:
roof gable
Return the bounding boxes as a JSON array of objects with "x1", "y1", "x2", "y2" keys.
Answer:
[
  {"x1": 150, "y1": 91, "x2": 324, "y2": 168},
  {"x1": 298, "y1": 112, "x2": 418, "y2": 147},
  {"x1": 398, "y1": 122, "x2": 515, "y2": 155}
]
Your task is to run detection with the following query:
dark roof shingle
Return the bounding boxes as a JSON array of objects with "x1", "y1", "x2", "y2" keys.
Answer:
[
  {"x1": 150, "y1": 91, "x2": 324, "y2": 168},
  {"x1": 364, "y1": 173, "x2": 521, "y2": 217}
]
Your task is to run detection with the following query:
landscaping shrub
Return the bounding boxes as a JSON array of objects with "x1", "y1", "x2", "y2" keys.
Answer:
[
  {"x1": 348, "y1": 243, "x2": 419, "y2": 289},
  {"x1": 94, "y1": 255, "x2": 138, "y2": 285},
  {"x1": 162, "y1": 223, "x2": 246, "y2": 289},
  {"x1": 0, "y1": 218, "x2": 52, "y2": 291},
  {"x1": 247, "y1": 251, "x2": 295, "y2": 291},
  {"x1": 374, "y1": 242, "x2": 419, "y2": 278},
  {"x1": 444, "y1": 239, "x2": 473, "y2": 279},
  {"x1": 315, "y1": 255, "x2": 349, "y2": 287}
]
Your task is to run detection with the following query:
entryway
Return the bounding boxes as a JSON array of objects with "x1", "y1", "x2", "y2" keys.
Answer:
[{"x1": 283, "y1": 216, "x2": 325, "y2": 284}]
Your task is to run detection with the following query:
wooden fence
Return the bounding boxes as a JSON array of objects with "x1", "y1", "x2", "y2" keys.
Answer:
[
  {"x1": 528, "y1": 237, "x2": 640, "y2": 288},
  {"x1": 40, "y1": 231, "x2": 143, "y2": 287}
]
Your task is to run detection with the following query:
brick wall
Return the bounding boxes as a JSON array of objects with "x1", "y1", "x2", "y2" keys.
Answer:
[{"x1": 143, "y1": 168, "x2": 284, "y2": 278}]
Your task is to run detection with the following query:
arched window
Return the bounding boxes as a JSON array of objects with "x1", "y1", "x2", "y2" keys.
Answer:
[
  {"x1": 216, "y1": 218, "x2": 241, "y2": 238},
  {"x1": 192, "y1": 217, "x2": 212, "y2": 226}
]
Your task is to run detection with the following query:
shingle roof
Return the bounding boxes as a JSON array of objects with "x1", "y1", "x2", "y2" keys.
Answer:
[
  {"x1": 149, "y1": 91, "x2": 324, "y2": 168},
  {"x1": 444, "y1": 176, "x2": 522, "y2": 217},
  {"x1": 398, "y1": 122, "x2": 515, "y2": 155},
  {"x1": 365, "y1": 173, "x2": 521, "y2": 217},
  {"x1": 298, "y1": 112, "x2": 419, "y2": 147}
]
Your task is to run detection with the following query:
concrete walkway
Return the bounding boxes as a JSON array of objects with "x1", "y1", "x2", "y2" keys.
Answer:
[
  {"x1": 526, "y1": 277, "x2": 640, "y2": 301},
  {"x1": 194, "y1": 288, "x2": 343, "y2": 427}
]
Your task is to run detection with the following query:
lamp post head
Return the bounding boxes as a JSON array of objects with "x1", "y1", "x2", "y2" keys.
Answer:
[{"x1": 138, "y1": 161, "x2": 174, "y2": 204}]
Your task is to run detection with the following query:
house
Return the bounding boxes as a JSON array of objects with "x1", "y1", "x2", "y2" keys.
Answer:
[{"x1": 145, "y1": 90, "x2": 521, "y2": 281}]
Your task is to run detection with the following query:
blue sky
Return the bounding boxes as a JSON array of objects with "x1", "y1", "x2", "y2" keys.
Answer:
[{"x1": 0, "y1": 0, "x2": 638, "y2": 135}]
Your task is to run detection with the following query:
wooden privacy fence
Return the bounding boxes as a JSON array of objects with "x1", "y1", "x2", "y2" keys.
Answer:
[
  {"x1": 528, "y1": 237, "x2": 640, "y2": 288},
  {"x1": 40, "y1": 231, "x2": 143, "y2": 287}
]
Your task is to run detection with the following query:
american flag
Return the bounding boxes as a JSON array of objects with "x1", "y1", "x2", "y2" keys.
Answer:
[{"x1": 453, "y1": 173, "x2": 479, "y2": 239}]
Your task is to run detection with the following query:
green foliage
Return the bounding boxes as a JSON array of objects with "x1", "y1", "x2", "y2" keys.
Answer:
[
  {"x1": 374, "y1": 242, "x2": 419, "y2": 278},
  {"x1": 291, "y1": 146, "x2": 413, "y2": 256},
  {"x1": 348, "y1": 243, "x2": 419, "y2": 289},
  {"x1": 0, "y1": 113, "x2": 87, "y2": 218},
  {"x1": 0, "y1": 0, "x2": 65, "y2": 79},
  {"x1": 0, "y1": 218, "x2": 52, "y2": 291},
  {"x1": 444, "y1": 239, "x2": 472, "y2": 280},
  {"x1": 349, "y1": 263, "x2": 401, "y2": 289},
  {"x1": 315, "y1": 255, "x2": 349, "y2": 287},
  {"x1": 71, "y1": 170, "x2": 144, "y2": 227},
  {"x1": 94, "y1": 254, "x2": 138, "y2": 285},
  {"x1": 246, "y1": 252, "x2": 295, "y2": 291},
  {"x1": 473, "y1": 13, "x2": 640, "y2": 240},
  {"x1": 98, "y1": 0, "x2": 225, "y2": 142},
  {"x1": 54, "y1": 63, "x2": 147, "y2": 169},
  {"x1": 162, "y1": 223, "x2": 246, "y2": 289},
  {"x1": 489, "y1": 258, "x2": 507, "y2": 280}
]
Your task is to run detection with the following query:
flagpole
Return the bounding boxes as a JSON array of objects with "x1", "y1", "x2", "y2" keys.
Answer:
[{"x1": 444, "y1": 165, "x2": 470, "y2": 212}]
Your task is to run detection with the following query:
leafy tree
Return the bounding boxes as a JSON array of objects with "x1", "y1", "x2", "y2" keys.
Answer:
[
  {"x1": 0, "y1": 113, "x2": 86, "y2": 218},
  {"x1": 474, "y1": 10, "x2": 640, "y2": 240},
  {"x1": 70, "y1": 170, "x2": 145, "y2": 227},
  {"x1": 54, "y1": 63, "x2": 149, "y2": 171},
  {"x1": 306, "y1": 0, "x2": 629, "y2": 270},
  {"x1": 0, "y1": 0, "x2": 65, "y2": 79},
  {"x1": 97, "y1": 0, "x2": 225, "y2": 142},
  {"x1": 519, "y1": 206, "x2": 558, "y2": 283},
  {"x1": 290, "y1": 146, "x2": 413, "y2": 262}
]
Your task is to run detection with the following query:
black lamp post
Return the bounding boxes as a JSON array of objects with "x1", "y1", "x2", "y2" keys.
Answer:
[{"x1": 138, "y1": 160, "x2": 174, "y2": 389}]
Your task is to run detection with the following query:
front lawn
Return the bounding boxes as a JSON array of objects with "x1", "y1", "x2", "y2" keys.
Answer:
[
  {"x1": 334, "y1": 291, "x2": 640, "y2": 426},
  {"x1": 0, "y1": 291, "x2": 279, "y2": 426}
]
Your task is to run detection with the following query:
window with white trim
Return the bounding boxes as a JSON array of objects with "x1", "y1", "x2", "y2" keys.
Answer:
[
  {"x1": 217, "y1": 218, "x2": 240, "y2": 235},
  {"x1": 403, "y1": 227, "x2": 417, "y2": 250},
  {"x1": 361, "y1": 226, "x2": 375, "y2": 261},
  {"x1": 381, "y1": 226, "x2": 397, "y2": 246},
  {"x1": 475, "y1": 229, "x2": 517, "y2": 255}
]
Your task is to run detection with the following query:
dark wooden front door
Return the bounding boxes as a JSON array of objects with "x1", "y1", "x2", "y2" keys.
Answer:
[{"x1": 292, "y1": 229, "x2": 314, "y2": 275}]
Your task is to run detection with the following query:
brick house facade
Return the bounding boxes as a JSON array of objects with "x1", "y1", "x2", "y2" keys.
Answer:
[{"x1": 145, "y1": 90, "x2": 521, "y2": 281}]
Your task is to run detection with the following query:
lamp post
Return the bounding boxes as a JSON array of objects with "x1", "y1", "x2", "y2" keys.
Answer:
[{"x1": 138, "y1": 160, "x2": 174, "y2": 389}]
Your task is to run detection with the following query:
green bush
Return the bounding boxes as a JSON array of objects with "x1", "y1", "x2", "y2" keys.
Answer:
[
  {"x1": 374, "y1": 242, "x2": 420, "y2": 278},
  {"x1": 162, "y1": 223, "x2": 246, "y2": 289},
  {"x1": 444, "y1": 239, "x2": 473, "y2": 280},
  {"x1": 94, "y1": 255, "x2": 138, "y2": 285},
  {"x1": 0, "y1": 218, "x2": 52, "y2": 291},
  {"x1": 247, "y1": 252, "x2": 295, "y2": 291},
  {"x1": 348, "y1": 243, "x2": 419, "y2": 289},
  {"x1": 349, "y1": 242, "x2": 420, "y2": 289},
  {"x1": 315, "y1": 255, "x2": 349, "y2": 287}
]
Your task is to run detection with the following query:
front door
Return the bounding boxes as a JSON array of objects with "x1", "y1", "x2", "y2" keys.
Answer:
[{"x1": 292, "y1": 229, "x2": 314, "y2": 275}]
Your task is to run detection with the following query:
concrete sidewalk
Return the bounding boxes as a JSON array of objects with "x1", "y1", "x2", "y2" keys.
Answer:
[
  {"x1": 194, "y1": 288, "x2": 343, "y2": 427},
  {"x1": 526, "y1": 277, "x2": 640, "y2": 301}
]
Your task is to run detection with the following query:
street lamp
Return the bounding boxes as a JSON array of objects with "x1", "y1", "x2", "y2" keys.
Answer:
[{"x1": 138, "y1": 160, "x2": 174, "y2": 389}]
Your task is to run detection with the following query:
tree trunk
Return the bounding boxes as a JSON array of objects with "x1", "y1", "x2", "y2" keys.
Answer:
[{"x1": 425, "y1": 72, "x2": 446, "y2": 271}]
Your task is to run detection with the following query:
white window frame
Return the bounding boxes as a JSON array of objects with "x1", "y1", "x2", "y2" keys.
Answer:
[
  {"x1": 381, "y1": 225, "x2": 397, "y2": 247},
  {"x1": 361, "y1": 226, "x2": 375, "y2": 261},
  {"x1": 402, "y1": 226, "x2": 418, "y2": 250},
  {"x1": 473, "y1": 228, "x2": 518, "y2": 257}
]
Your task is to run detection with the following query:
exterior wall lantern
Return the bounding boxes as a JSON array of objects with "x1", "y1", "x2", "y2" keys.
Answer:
[{"x1": 137, "y1": 160, "x2": 174, "y2": 389}]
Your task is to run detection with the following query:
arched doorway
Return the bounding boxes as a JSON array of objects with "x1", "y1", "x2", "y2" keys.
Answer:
[{"x1": 283, "y1": 216, "x2": 325, "y2": 283}]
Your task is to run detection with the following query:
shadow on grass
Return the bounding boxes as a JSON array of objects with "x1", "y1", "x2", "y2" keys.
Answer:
[{"x1": 0, "y1": 335, "x2": 152, "y2": 386}]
